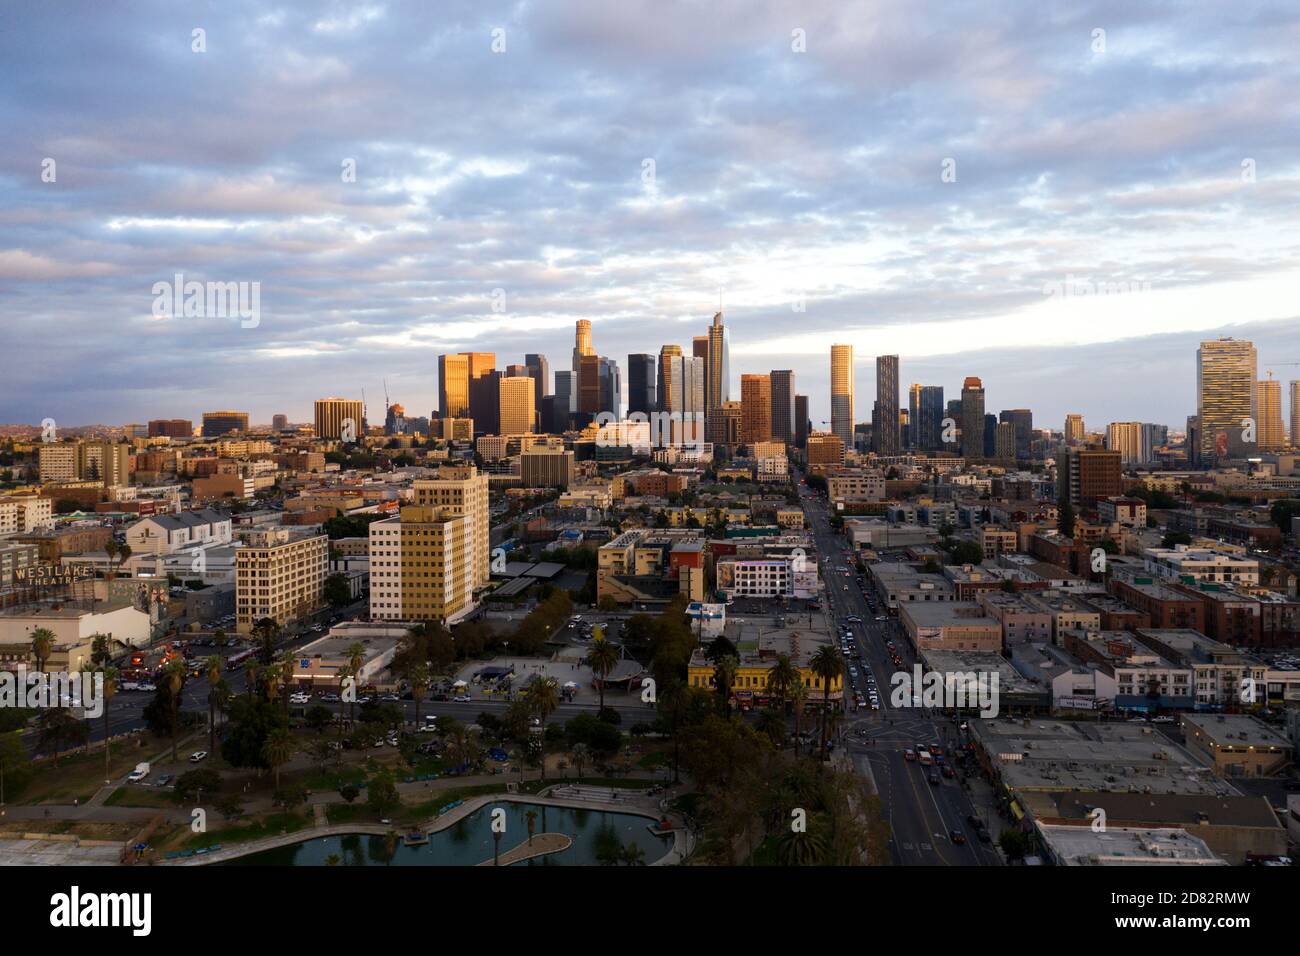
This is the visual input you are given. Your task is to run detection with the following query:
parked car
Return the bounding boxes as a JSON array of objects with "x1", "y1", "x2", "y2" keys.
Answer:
[{"x1": 189, "y1": 751, "x2": 208, "y2": 763}]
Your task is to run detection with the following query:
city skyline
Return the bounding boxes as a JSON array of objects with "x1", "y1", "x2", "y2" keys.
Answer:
[{"x1": 6, "y1": 3, "x2": 1300, "y2": 427}]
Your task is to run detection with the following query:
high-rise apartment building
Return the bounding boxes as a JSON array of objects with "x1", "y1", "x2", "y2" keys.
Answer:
[
  {"x1": 235, "y1": 528, "x2": 328, "y2": 632},
  {"x1": 1106, "y1": 421, "x2": 1150, "y2": 465},
  {"x1": 411, "y1": 465, "x2": 490, "y2": 589},
  {"x1": 741, "y1": 374, "x2": 772, "y2": 445},
  {"x1": 1292, "y1": 381, "x2": 1300, "y2": 448},
  {"x1": 874, "y1": 355, "x2": 900, "y2": 457},
  {"x1": 794, "y1": 394, "x2": 810, "y2": 449},
  {"x1": 314, "y1": 398, "x2": 364, "y2": 440},
  {"x1": 769, "y1": 370, "x2": 796, "y2": 444},
  {"x1": 627, "y1": 354, "x2": 657, "y2": 416},
  {"x1": 369, "y1": 505, "x2": 476, "y2": 626},
  {"x1": 830, "y1": 344, "x2": 854, "y2": 446},
  {"x1": 38, "y1": 444, "x2": 78, "y2": 481},
  {"x1": 271, "y1": 414, "x2": 288, "y2": 432},
  {"x1": 520, "y1": 447, "x2": 575, "y2": 489},
  {"x1": 1197, "y1": 337, "x2": 1256, "y2": 460},
  {"x1": 202, "y1": 411, "x2": 249, "y2": 437},
  {"x1": 1064, "y1": 414, "x2": 1085, "y2": 443},
  {"x1": 1060, "y1": 447, "x2": 1123, "y2": 508},
  {"x1": 498, "y1": 376, "x2": 536, "y2": 435},
  {"x1": 77, "y1": 440, "x2": 130, "y2": 486},
  {"x1": 960, "y1": 377, "x2": 985, "y2": 461},
  {"x1": 1256, "y1": 377, "x2": 1283, "y2": 452}
]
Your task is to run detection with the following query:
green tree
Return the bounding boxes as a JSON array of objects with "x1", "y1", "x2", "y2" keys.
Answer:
[
  {"x1": 323, "y1": 572, "x2": 352, "y2": 608},
  {"x1": 0, "y1": 730, "x2": 33, "y2": 804},
  {"x1": 162, "y1": 657, "x2": 187, "y2": 763},
  {"x1": 809, "y1": 645, "x2": 843, "y2": 761},
  {"x1": 1056, "y1": 489, "x2": 1076, "y2": 537},
  {"x1": 30, "y1": 627, "x2": 55, "y2": 672},
  {"x1": 262, "y1": 727, "x2": 294, "y2": 790},
  {"x1": 366, "y1": 772, "x2": 400, "y2": 817},
  {"x1": 585, "y1": 637, "x2": 619, "y2": 713}
]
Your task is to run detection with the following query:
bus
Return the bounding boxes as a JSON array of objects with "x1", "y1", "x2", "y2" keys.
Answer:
[{"x1": 226, "y1": 648, "x2": 255, "y2": 671}]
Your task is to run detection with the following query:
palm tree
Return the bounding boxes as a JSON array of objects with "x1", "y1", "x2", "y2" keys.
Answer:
[
  {"x1": 570, "y1": 742, "x2": 589, "y2": 781},
  {"x1": 162, "y1": 657, "x2": 187, "y2": 763},
  {"x1": 525, "y1": 808, "x2": 538, "y2": 846},
  {"x1": 204, "y1": 656, "x2": 223, "y2": 753},
  {"x1": 30, "y1": 627, "x2": 55, "y2": 672},
  {"x1": 245, "y1": 661, "x2": 261, "y2": 701},
  {"x1": 712, "y1": 653, "x2": 738, "y2": 716},
  {"x1": 117, "y1": 542, "x2": 132, "y2": 576},
  {"x1": 526, "y1": 675, "x2": 559, "y2": 780},
  {"x1": 407, "y1": 662, "x2": 430, "y2": 730},
  {"x1": 586, "y1": 637, "x2": 619, "y2": 713},
  {"x1": 99, "y1": 664, "x2": 118, "y2": 777},
  {"x1": 276, "y1": 650, "x2": 295, "y2": 715},
  {"x1": 336, "y1": 665, "x2": 352, "y2": 739},
  {"x1": 263, "y1": 727, "x2": 294, "y2": 791},
  {"x1": 809, "y1": 646, "x2": 843, "y2": 761},
  {"x1": 346, "y1": 642, "x2": 366, "y2": 722},
  {"x1": 104, "y1": 539, "x2": 119, "y2": 579},
  {"x1": 777, "y1": 820, "x2": 828, "y2": 865},
  {"x1": 766, "y1": 653, "x2": 797, "y2": 710},
  {"x1": 251, "y1": 617, "x2": 281, "y2": 664},
  {"x1": 620, "y1": 842, "x2": 646, "y2": 866}
]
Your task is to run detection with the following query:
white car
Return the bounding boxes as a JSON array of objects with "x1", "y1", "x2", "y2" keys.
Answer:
[
  {"x1": 189, "y1": 751, "x2": 208, "y2": 763},
  {"x1": 453, "y1": 695, "x2": 472, "y2": 703}
]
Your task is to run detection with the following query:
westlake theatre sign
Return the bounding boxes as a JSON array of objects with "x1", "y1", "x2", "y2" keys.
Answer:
[{"x1": 14, "y1": 565, "x2": 92, "y2": 587}]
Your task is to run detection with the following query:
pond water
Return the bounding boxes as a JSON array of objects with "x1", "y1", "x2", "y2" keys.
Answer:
[{"x1": 222, "y1": 802, "x2": 673, "y2": 866}]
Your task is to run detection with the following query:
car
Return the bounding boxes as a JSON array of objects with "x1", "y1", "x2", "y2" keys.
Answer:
[
  {"x1": 189, "y1": 751, "x2": 208, "y2": 763},
  {"x1": 903, "y1": 749, "x2": 916, "y2": 762},
  {"x1": 941, "y1": 765, "x2": 955, "y2": 778},
  {"x1": 155, "y1": 774, "x2": 174, "y2": 788},
  {"x1": 380, "y1": 693, "x2": 401, "y2": 702},
  {"x1": 976, "y1": 826, "x2": 991, "y2": 843},
  {"x1": 320, "y1": 692, "x2": 340, "y2": 703},
  {"x1": 967, "y1": 813, "x2": 983, "y2": 828},
  {"x1": 949, "y1": 828, "x2": 966, "y2": 845},
  {"x1": 453, "y1": 695, "x2": 472, "y2": 703},
  {"x1": 928, "y1": 771, "x2": 941, "y2": 786}
]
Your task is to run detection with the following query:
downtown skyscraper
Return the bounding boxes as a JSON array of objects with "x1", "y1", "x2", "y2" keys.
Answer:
[
  {"x1": 705, "y1": 312, "x2": 730, "y2": 443},
  {"x1": 874, "y1": 355, "x2": 900, "y2": 457},
  {"x1": 769, "y1": 370, "x2": 796, "y2": 444},
  {"x1": 909, "y1": 384, "x2": 944, "y2": 451},
  {"x1": 830, "y1": 344, "x2": 854, "y2": 447},
  {"x1": 1197, "y1": 337, "x2": 1256, "y2": 460},
  {"x1": 960, "y1": 376, "x2": 985, "y2": 461},
  {"x1": 627, "y1": 353, "x2": 657, "y2": 416}
]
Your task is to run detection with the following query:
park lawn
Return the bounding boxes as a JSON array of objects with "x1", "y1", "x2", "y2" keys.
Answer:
[
  {"x1": 15, "y1": 745, "x2": 146, "y2": 805},
  {"x1": 178, "y1": 811, "x2": 311, "y2": 852},
  {"x1": 104, "y1": 785, "x2": 177, "y2": 809}
]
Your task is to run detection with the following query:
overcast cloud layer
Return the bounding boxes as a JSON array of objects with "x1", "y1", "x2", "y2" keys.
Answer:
[{"x1": 3, "y1": 1, "x2": 1300, "y2": 431}]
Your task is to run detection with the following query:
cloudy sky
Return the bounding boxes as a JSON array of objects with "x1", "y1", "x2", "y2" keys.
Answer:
[{"x1": 4, "y1": 1, "x2": 1300, "y2": 431}]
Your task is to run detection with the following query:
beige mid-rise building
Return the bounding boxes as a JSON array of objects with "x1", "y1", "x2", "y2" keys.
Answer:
[
  {"x1": 498, "y1": 376, "x2": 536, "y2": 435},
  {"x1": 235, "y1": 528, "x2": 329, "y2": 632},
  {"x1": 38, "y1": 444, "x2": 78, "y2": 481},
  {"x1": 0, "y1": 496, "x2": 54, "y2": 536},
  {"x1": 367, "y1": 506, "x2": 476, "y2": 625},
  {"x1": 411, "y1": 465, "x2": 490, "y2": 589}
]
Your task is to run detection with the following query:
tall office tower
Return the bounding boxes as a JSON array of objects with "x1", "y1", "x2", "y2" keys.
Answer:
[
  {"x1": 438, "y1": 353, "x2": 471, "y2": 418},
  {"x1": 830, "y1": 344, "x2": 855, "y2": 446},
  {"x1": 999, "y1": 408, "x2": 1033, "y2": 459},
  {"x1": 469, "y1": 369, "x2": 502, "y2": 435},
  {"x1": 680, "y1": 355, "x2": 704, "y2": 443},
  {"x1": 1292, "y1": 382, "x2": 1300, "y2": 447},
  {"x1": 202, "y1": 411, "x2": 249, "y2": 437},
  {"x1": 573, "y1": 320, "x2": 593, "y2": 370},
  {"x1": 314, "y1": 398, "x2": 364, "y2": 440},
  {"x1": 498, "y1": 376, "x2": 536, "y2": 435},
  {"x1": 960, "y1": 377, "x2": 985, "y2": 460},
  {"x1": 874, "y1": 355, "x2": 900, "y2": 457},
  {"x1": 1106, "y1": 421, "x2": 1149, "y2": 465},
  {"x1": 1197, "y1": 337, "x2": 1256, "y2": 460},
  {"x1": 1064, "y1": 414, "x2": 1085, "y2": 443},
  {"x1": 411, "y1": 464, "x2": 491, "y2": 589},
  {"x1": 658, "y1": 345, "x2": 683, "y2": 412},
  {"x1": 1060, "y1": 446, "x2": 1122, "y2": 508},
  {"x1": 705, "y1": 312, "x2": 731, "y2": 442},
  {"x1": 693, "y1": 335, "x2": 708, "y2": 362},
  {"x1": 385, "y1": 404, "x2": 407, "y2": 435},
  {"x1": 271, "y1": 414, "x2": 288, "y2": 433},
  {"x1": 1256, "y1": 378, "x2": 1284, "y2": 452},
  {"x1": 503, "y1": 363, "x2": 527, "y2": 378},
  {"x1": 909, "y1": 385, "x2": 944, "y2": 451},
  {"x1": 579, "y1": 353, "x2": 603, "y2": 418},
  {"x1": 741, "y1": 374, "x2": 773, "y2": 445},
  {"x1": 524, "y1": 353, "x2": 550, "y2": 413},
  {"x1": 794, "y1": 394, "x2": 810, "y2": 449},
  {"x1": 463, "y1": 352, "x2": 495, "y2": 380},
  {"x1": 983, "y1": 413, "x2": 998, "y2": 458},
  {"x1": 995, "y1": 421, "x2": 1016, "y2": 460},
  {"x1": 148, "y1": 419, "x2": 193, "y2": 438},
  {"x1": 769, "y1": 370, "x2": 796, "y2": 444},
  {"x1": 627, "y1": 353, "x2": 657, "y2": 416},
  {"x1": 907, "y1": 384, "x2": 922, "y2": 449},
  {"x1": 599, "y1": 357, "x2": 622, "y2": 419},
  {"x1": 554, "y1": 370, "x2": 576, "y2": 414}
]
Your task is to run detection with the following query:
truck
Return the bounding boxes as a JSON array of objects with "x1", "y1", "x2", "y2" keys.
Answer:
[{"x1": 127, "y1": 762, "x2": 150, "y2": 783}]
